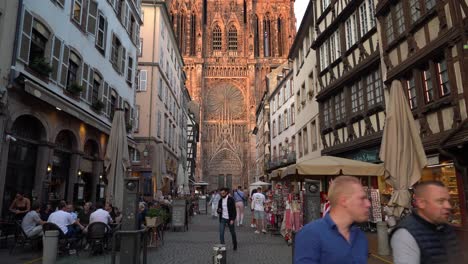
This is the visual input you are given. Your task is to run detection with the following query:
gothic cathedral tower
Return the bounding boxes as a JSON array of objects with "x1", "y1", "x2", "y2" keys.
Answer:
[{"x1": 168, "y1": 0, "x2": 296, "y2": 189}]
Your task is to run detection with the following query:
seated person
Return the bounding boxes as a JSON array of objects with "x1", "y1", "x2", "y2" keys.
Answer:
[
  {"x1": 78, "y1": 202, "x2": 92, "y2": 226},
  {"x1": 48, "y1": 201, "x2": 84, "y2": 237},
  {"x1": 105, "y1": 202, "x2": 116, "y2": 223},
  {"x1": 89, "y1": 202, "x2": 112, "y2": 226},
  {"x1": 9, "y1": 192, "x2": 31, "y2": 220},
  {"x1": 22, "y1": 202, "x2": 45, "y2": 237},
  {"x1": 67, "y1": 204, "x2": 78, "y2": 220},
  {"x1": 40, "y1": 203, "x2": 53, "y2": 221}
]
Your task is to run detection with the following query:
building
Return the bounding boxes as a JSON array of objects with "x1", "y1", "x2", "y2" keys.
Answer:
[
  {"x1": 0, "y1": 0, "x2": 142, "y2": 214},
  {"x1": 133, "y1": 0, "x2": 186, "y2": 196},
  {"x1": 313, "y1": 0, "x2": 385, "y2": 181},
  {"x1": 267, "y1": 63, "x2": 296, "y2": 173},
  {"x1": 289, "y1": 1, "x2": 321, "y2": 163},
  {"x1": 0, "y1": 0, "x2": 19, "y2": 210},
  {"x1": 168, "y1": 0, "x2": 296, "y2": 189},
  {"x1": 186, "y1": 101, "x2": 200, "y2": 190},
  {"x1": 253, "y1": 92, "x2": 269, "y2": 183},
  {"x1": 375, "y1": 0, "x2": 468, "y2": 227}
]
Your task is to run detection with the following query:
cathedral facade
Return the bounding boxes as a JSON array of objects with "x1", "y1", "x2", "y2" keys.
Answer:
[{"x1": 168, "y1": 0, "x2": 296, "y2": 189}]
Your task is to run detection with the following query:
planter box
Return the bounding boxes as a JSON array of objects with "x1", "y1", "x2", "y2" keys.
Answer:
[{"x1": 145, "y1": 216, "x2": 161, "y2": 227}]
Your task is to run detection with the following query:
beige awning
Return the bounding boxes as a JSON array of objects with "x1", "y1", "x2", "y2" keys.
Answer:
[
  {"x1": 380, "y1": 80, "x2": 427, "y2": 217},
  {"x1": 270, "y1": 167, "x2": 287, "y2": 180},
  {"x1": 104, "y1": 110, "x2": 130, "y2": 210},
  {"x1": 281, "y1": 156, "x2": 384, "y2": 180}
]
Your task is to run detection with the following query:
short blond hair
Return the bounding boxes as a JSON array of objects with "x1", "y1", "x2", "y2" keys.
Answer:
[{"x1": 327, "y1": 176, "x2": 361, "y2": 207}]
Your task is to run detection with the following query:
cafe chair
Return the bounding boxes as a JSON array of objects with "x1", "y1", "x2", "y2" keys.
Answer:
[
  {"x1": 9, "y1": 221, "x2": 41, "y2": 254},
  {"x1": 86, "y1": 222, "x2": 109, "y2": 255}
]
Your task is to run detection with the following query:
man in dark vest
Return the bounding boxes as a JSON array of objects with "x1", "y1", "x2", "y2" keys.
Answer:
[
  {"x1": 391, "y1": 181, "x2": 461, "y2": 264},
  {"x1": 217, "y1": 187, "x2": 237, "y2": 251}
]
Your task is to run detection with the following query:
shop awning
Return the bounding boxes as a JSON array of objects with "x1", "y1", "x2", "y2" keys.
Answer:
[
  {"x1": 270, "y1": 167, "x2": 287, "y2": 180},
  {"x1": 281, "y1": 156, "x2": 384, "y2": 180},
  {"x1": 192, "y1": 181, "x2": 209, "y2": 186}
]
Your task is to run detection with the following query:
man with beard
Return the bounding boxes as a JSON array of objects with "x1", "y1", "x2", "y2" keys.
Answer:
[
  {"x1": 294, "y1": 176, "x2": 371, "y2": 264},
  {"x1": 391, "y1": 181, "x2": 461, "y2": 264},
  {"x1": 217, "y1": 187, "x2": 237, "y2": 251}
]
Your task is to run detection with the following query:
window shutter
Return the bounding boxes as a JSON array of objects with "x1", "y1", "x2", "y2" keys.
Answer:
[
  {"x1": 120, "y1": 1, "x2": 126, "y2": 25},
  {"x1": 81, "y1": 63, "x2": 89, "y2": 101},
  {"x1": 135, "y1": 106, "x2": 139, "y2": 132},
  {"x1": 118, "y1": 96, "x2": 123, "y2": 109},
  {"x1": 102, "y1": 82, "x2": 110, "y2": 116},
  {"x1": 19, "y1": 9, "x2": 33, "y2": 63},
  {"x1": 120, "y1": 47, "x2": 126, "y2": 75},
  {"x1": 87, "y1": 68, "x2": 94, "y2": 103},
  {"x1": 59, "y1": 46, "x2": 70, "y2": 87},
  {"x1": 57, "y1": 0, "x2": 65, "y2": 7},
  {"x1": 51, "y1": 36, "x2": 63, "y2": 82},
  {"x1": 87, "y1": 0, "x2": 98, "y2": 35}
]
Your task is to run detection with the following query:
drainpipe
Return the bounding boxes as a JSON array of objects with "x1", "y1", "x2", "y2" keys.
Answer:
[{"x1": 9, "y1": 0, "x2": 23, "y2": 86}]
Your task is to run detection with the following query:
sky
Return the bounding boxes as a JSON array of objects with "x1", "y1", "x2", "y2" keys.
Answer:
[{"x1": 295, "y1": 0, "x2": 310, "y2": 30}]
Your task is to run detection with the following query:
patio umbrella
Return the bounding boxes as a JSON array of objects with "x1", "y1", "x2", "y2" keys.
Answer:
[
  {"x1": 282, "y1": 156, "x2": 384, "y2": 179},
  {"x1": 152, "y1": 144, "x2": 165, "y2": 197},
  {"x1": 379, "y1": 80, "x2": 427, "y2": 217},
  {"x1": 104, "y1": 110, "x2": 130, "y2": 210},
  {"x1": 250, "y1": 181, "x2": 272, "y2": 186}
]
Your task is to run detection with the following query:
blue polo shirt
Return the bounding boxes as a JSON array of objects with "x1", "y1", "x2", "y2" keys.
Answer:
[{"x1": 294, "y1": 213, "x2": 368, "y2": 264}]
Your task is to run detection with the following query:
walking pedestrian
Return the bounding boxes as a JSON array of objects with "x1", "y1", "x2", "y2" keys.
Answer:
[
  {"x1": 251, "y1": 187, "x2": 267, "y2": 234},
  {"x1": 217, "y1": 187, "x2": 237, "y2": 251},
  {"x1": 294, "y1": 176, "x2": 370, "y2": 264},
  {"x1": 250, "y1": 188, "x2": 257, "y2": 228},
  {"x1": 209, "y1": 190, "x2": 221, "y2": 218},
  {"x1": 390, "y1": 181, "x2": 461, "y2": 264},
  {"x1": 233, "y1": 186, "x2": 246, "y2": 226}
]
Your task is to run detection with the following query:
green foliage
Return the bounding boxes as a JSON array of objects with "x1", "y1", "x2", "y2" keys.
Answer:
[
  {"x1": 30, "y1": 57, "x2": 52, "y2": 76},
  {"x1": 146, "y1": 207, "x2": 169, "y2": 222}
]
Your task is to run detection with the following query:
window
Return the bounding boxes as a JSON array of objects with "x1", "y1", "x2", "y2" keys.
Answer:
[
  {"x1": 111, "y1": 34, "x2": 122, "y2": 68},
  {"x1": 29, "y1": 19, "x2": 50, "y2": 64},
  {"x1": 277, "y1": 18, "x2": 283, "y2": 56},
  {"x1": 407, "y1": 76, "x2": 417, "y2": 109},
  {"x1": 127, "y1": 56, "x2": 133, "y2": 83},
  {"x1": 138, "y1": 38, "x2": 143, "y2": 56},
  {"x1": 335, "y1": 91, "x2": 345, "y2": 122},
  {"x1": 278, "y1": 115, "x2": 282, "y2": 133},
  {"x1": 437, "y1": 59, "x2": 450, "y2": 96},
  {"x1": 284, "y1": 109, "x2": 288, "y2": 128},
  {"x1": 311, "y1": 121, "x2": 317, "y2": 151},
  {"x1": 92, "y1": 72, "x2": 102, "y2": 104},
  {"x1": 345, "y1": 14, "x2": 357, "y2": 49},
  {"x1": 385, "y1": 13, "x2": 394, "y2": 43},
  {"x1": 134, "y1": 106, "x2": 140, "y2": 132},
  {"x1": 368, "y1": 0, "x2": 376, "y2": 28},
  {"x1": 330, "y1": 31, "x2": 339, "y2": 62},
  {"x1": 130, "y1": 148, "x2": 141, "y2": 162},
  {"x1": 290, "y1": 104, "x2": 295, "y2": 124},
  {"x1": 110, "y1": 90, "x2": 117, "y2": 119},
  {"x1": 139, "y1": 70, "x2": 147, "y2": 91},
  {"x1": 303, "y1": 127, "x2": 309, "y2": 155},
  {"x1": 351, "y1": 82, "x2": 364, "y2": 113},
  {"x1": 96, "y1": 12, "x2": 107, "y2": 52},
  {"x1": 157, "y1": 111, "x2": 161, "y2": 138},
  {"x1": 87, "y1": 1, "x2": 98, "y2": 35},
  {"x1": 263, "y1": 16, "x2": 272, "y2": 57},
  {"x1": 72, "y1": 0, "x2": 83, "y2": 24},
  {"x1": 410, "y1": 0, "x2": 421, "y2": 23},
  {"x1": 253, "y1": 15, "x2": 259, "y2": 57},
  {"x1": 298, "y1": 131, "x2": 303, "y2": 157},
  {"x1": 321, "y1": 0, "x2": 330, "y2": 12},
  {"x1": 212, "y1": 25, "x2": 222, "y2": 51},
  {"x1": 67, "y1": 51, "x2": 81, "y2": 87},
  {"x1": 423, "y1": 68, "x2": 433, "y2": 103},
  {"x1": 395, "y1": 2, "x2": 405, "y2": 35},
  {"x1": 367, "y1": 70, "x2": 383, "y2": 106},
  {"x1": 359, "y1": 2, "x2": 369, "y2": 37},
  {"x1": 272, "y1": 120, "x2": 276, "y2": 137},
  {"x1": 426, "y1": 0, "x2": 436, "y2": 10},
  {"x1": 228, "y1": 25, "x2": 237, "y2": 51},
  {"x1": 323, "y1": 100, "x2": 330, "y2": 127},
  {"x1": 190, "y1": 14, "x2": 196, "y2": 55}
]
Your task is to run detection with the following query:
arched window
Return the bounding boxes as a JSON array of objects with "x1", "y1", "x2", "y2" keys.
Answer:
[
  {"x1": 277, "y1": 17, "x2": 283, "y2": 56},
  {"x1": 228, "y1": 25, "x2": 237, "y2": 51},
  {"x1": 177, "y1": 12, "x2": 186, "y2": 54},
  {"x1": 67, "y1": 51, "x2": 81, "y2": 88},
  {"x1": 263, "y1": 15, "x2": 272, "y2": 57},
  {"x1": 212, "y1": 25, "x2": 222, "y2": 51},
  {"x1": 253, "y1": 15, "x2": 259, "y2": 57}
]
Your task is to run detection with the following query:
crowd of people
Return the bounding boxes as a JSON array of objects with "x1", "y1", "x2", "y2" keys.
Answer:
[{"x1": 8, "y1": 194, "x2": 122, "y2": 242}]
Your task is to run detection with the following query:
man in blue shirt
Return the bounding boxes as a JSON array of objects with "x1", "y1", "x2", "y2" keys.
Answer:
[{"x1": 294, "y1": 176, "x2": 371, "y2": 264}]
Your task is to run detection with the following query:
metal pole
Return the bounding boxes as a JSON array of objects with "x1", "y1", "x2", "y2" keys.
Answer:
[
  {"x1": 42, "y1": 230, "x2": 59, "y2": 264},
  {"x1": 377, "y1": 221, "x2": 391, "y2": 256}
]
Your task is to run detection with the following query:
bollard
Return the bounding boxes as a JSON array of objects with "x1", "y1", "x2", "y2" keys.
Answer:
[
  {"x1": 377, "y1": 221, "x2": 391, "y2": 256},
  {"x1": 43, "y1": 230, "x2": 59, "y2": 264},
  {"x1": 212, "y1": 244, "x2": 226, "y2": 264}
]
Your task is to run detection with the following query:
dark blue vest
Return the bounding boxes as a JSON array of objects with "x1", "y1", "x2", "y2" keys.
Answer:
[{"x1": 391, "y1": 213, "x2": 460, "y2": 264}]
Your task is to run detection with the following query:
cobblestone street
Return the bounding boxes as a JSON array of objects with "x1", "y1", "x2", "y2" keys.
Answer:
[{"x1": 1, "y1": 208, "x2": 393, "y2": 264}]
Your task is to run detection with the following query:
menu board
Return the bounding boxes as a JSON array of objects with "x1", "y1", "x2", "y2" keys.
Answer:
[
  {"x1": 172, "y1": 200, "x2": 186, "y2": 228},
  {"x1": 199, "y1": 196, "x2": 207, "y2": 214}
]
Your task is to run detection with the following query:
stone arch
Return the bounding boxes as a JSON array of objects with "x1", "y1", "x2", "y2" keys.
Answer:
[
  {"x1": 9, "y1": 114, "x2": 47, "y2": 142},
  {"x1": 54, "y1": 129, "x2": 78, "y2": 152},
  {"x1": 208, "y1": 148, "x2": 243, "y2": 189}
]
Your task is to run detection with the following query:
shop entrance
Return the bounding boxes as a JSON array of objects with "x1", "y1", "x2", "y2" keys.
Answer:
[
  {"x1": 50, "y1": 130, "x2": 77, "y2": 202},
  {"x1": 2, "y1": 115, "x2": 44, "y2": 217},
  {"x1": 81, "y1": 172, "x2": 93, "y2": 202}
]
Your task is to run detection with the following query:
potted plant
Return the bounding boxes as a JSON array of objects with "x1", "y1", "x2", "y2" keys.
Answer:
[
  {"x1": 92, "y1": 100, "x2": 105, "y2": 112},
  {"x1": 29, "y1": 57, "x2": 53, "y2": 77},
  {"x1": 146, "y1": 207, "x2": 169, "y2": 227},
  {"x1": 126, "y1": 122, "x2": 133, "y2": 132},
  {"x1": 67, "y1": 82, "x2": 84, "y2": 96}
]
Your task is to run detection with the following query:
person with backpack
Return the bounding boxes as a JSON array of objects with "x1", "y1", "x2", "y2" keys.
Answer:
[{"x1": 233, "y1": 186, "x2": 246, "y2": 226}]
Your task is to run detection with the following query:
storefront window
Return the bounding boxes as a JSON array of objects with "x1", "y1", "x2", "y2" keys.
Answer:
[{"x1": 421, "y1": 163, "x2": 462, "y2": 225}]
